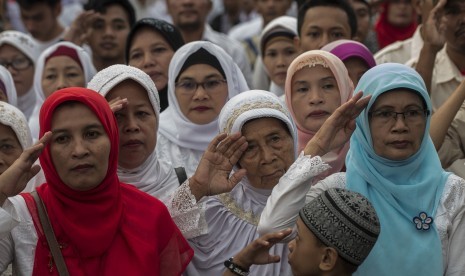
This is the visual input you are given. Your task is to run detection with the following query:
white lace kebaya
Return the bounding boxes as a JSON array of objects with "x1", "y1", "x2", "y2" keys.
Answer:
[
  {"x1": 157, "y1": 41, "x2": 249, "y2": 177},
  {"x1": 166, "y1": 90, "x2": 329, "y2": 276},
  {"x1": 87, "y1": 64, "x2": 179, "y2": 202}
]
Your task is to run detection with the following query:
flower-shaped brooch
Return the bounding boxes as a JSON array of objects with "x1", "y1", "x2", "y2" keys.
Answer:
[{"x1": 413, "y1": 212, "x2": 433, "y2": 231}]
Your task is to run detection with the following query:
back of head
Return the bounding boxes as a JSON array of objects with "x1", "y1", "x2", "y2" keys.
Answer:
[
  {"x1": 299, "y1": 188, "x2": 380, "y2": 269},
  {"x1": 297, "y1": 0, "x2": 357, "y2": 38},
  {"x1": 84, "y1": 0, "x2": 136, "y2": 27}
]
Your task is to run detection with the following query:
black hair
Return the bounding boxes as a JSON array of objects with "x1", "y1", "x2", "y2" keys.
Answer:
[
  {"x1": 297, "y1": 0, "x2": 357, "y2": 38},
  {"x1": 17, "y1": 0, "x2": 60, "y2": 9},
  {"x1": 84, "y1": 0, "x2": 136, "y2": 27}
]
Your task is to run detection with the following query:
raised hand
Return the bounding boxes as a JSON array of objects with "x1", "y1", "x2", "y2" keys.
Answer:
[
  {"x1": 423, "y1": 0, "x2": 448, "y2": 51},
  {"x1": 190, "y1": 132, "x2": 248, "y2": 201},
  {"x1": 0, "y1": 132, "x2": 52, "y2": 206},
  {"x1": 108, "y1": 97, "x2": 128, "y2": 113},
  {"x1": 223, "y1": 229, "x2": 293, "y2": 275},
  {"x1": 63, "y1": 10, "x2": 98, "y2": 46},
  {"x1": 304, "y1": 92, "x2": 371, "y2": 157}
]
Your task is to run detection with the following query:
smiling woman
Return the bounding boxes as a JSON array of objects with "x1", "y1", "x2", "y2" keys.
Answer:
[
  {"x1": 0, "y1": 87, "x2": 193, "y2": 275},
  {"x1": 157, "y1": 41, "x2": 249, "y2": 176}
]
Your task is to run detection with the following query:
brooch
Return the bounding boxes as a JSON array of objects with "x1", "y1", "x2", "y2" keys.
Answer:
[{"x1": 413, "y1": 212, "x2": 433, "y2": 231}]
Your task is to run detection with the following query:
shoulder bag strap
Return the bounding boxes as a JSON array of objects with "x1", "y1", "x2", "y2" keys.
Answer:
[{"x1": 31, "y1": 191, "x2": 70, "y2": 276}]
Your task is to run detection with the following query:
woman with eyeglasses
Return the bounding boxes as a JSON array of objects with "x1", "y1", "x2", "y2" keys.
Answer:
[
  {"x1": 259, "y1": 63, "x2": 465, "y2": 275},
  {"x1": 157, "y1": 41, "x2": 249, "y2": 177},
  {"x1": 0, "y1": 31, "x2": 40, "y2": 120}
]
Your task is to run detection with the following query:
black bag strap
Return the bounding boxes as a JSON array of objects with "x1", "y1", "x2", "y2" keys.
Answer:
[
  {"x1": 174, "y1": 167, "x2": 188, "y2": 185},
  {"x1": 31, "y1": 191, "x2": 70, "y2": 276}
]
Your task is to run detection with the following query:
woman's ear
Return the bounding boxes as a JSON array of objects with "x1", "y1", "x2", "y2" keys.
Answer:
[{"x1": 319, "y1": 247, "x2": 338, "y2": 271}]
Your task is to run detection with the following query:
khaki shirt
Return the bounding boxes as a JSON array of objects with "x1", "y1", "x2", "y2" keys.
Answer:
[{"x1": 374, "y1": 26, "x2": 424, "y2": 64}]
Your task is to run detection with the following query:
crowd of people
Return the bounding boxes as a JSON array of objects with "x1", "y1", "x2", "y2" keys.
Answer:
[{"x1": 0, "y1": 0, "x2": 464, "y2": 275}]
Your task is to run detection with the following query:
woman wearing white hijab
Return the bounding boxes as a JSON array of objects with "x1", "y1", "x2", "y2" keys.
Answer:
[
  {"x1": 0, "y1": 31, "x2": 40, "y2": 120},
  {"x1": 87, "y1": 64, "x2": 179, "y2": 201},
  {"x1": 0, "y1": 66, "x2": 17, "y2": 107},
  {"x1": 28, "y1": 41, "x2": 97, "y2": 141},
  {"x1": 157, "y1": 41, "x2": 249, "y2": 176},
  {"x1": 0, "y1": 101, "x2": 44, "y2": 193},
  {"x1": 167, "y1": 90, "x2": 307, "y2": 276}
]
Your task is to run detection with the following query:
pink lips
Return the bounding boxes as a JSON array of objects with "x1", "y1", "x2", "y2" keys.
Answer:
[
  {"x1": 123, "y1": 139, "x2": 143, "y2": 148},
  {"x1": 192, "y1": 106, "x2": 211, "y2": 112},
  {"x1": 390, "y1": 140, "x2": 410, "y2": 148},
  {"x1": 307, "y1": 110, "x2": 328, "y2": 118},
  {"x1": 71, "y1": 164, "x2": 93, "y2": 172}
]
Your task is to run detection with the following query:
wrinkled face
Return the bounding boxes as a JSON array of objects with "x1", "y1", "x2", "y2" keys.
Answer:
[
  {"x1": 369, "y1": 90, "x2": 427, "y2": 160},
  {"x1": 299, "y1": 6, "x2": 352, "y2": 51},
  {"x1": 0, "y1": 44, "x2": 34, "y2": 97},
  {"x1": 288, "y1": 218, "x2": 325, "y2": 276},
  {"x1": 20, "y1": 3, "x2": 60, "y2": 41},
  {"x1": 42, "y1": 56, "x2": 85, "y2": 98},
  {"x1": 443, "y1": 0, "x2": 465, "y2": 51},
  {"x1": 387, "y1": 0, "x2": 414, "y2": 27},
  {"x1": 238, "y1": 117, "x2": 294, "y2": 189},
  {"x1": 167, "y1": 0, "x2": 211, "y2": 30},
  {"x1": 50, "y1": 103, "x2": 111, "y2": 191},
  {"x1": 255, "y1": 0, "x2": 293, "y2": 25},
  {"x1": 291, "y1": 65, "x2": 341, "y2": 132},
  {"x1": 263, "y1": 38, "x2": 298, "y2": 87},
  {"x1": 343, "y1": 57, "x2": 369, "y2": 87},
  {"x1": 175, "y1": 63, "x2": 228, "y2": 124},
  {"x1": 0, "y1": 123, "x2": 22, "y2": 175},
  {"x1": 87, "y1": 4, "x2": 130, "y2": 61},
  {"x1": 128, "y1": 27, "x2": 175, "y2": 91},
  {"x1": 350, "y1": 0, "x2": 370, "y2": 42},
  {"x1": 106, "y1": 80, "x2": 157, "y2": 170}
]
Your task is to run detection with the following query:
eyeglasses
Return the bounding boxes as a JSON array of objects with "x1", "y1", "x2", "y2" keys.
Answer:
[
  {"x1": 0, "y1": 57, "x2": 32, "y2": 71},
  {"x1": 175, "y1": 79, "x2": 227, "y2": 94},
  {"x1": 369, "y1": 108, "x2": 430, "y2": 124}
]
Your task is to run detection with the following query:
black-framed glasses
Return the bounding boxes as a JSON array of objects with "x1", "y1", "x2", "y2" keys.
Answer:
[
  {"x1": 175, "y1": 79, "x2": 227, "y2": 94},
  {"x1": 369, "y1": 108, "x2": 430, "y2": 124},
  {"x1": 0, "y1": 57, "x2": 32, "y2": 71}
]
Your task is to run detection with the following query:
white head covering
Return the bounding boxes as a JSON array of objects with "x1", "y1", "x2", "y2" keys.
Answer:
[
  {"x1": 159, "y1": 41, "x2": 249, "y2": 151},
  {"x1": 87, "y1": 65, "x2": 177, "y2": 199},
  {"x1": 0, "y1": 66, "x2": 18, "y2": 107},
  {"x1": 0, "y1": 31, "x2": 40, "y2": 120},
  {"x1": 33, "y1": 41, "x2": 97, "y2": 104},
  {"x1": 0, "y1": 101, "x2": 32, "y2": 149},
  {"x1": 219, "y1": 90, "x2": 298, "y2": 158},
  {"x1": 28, "y1": 41, "x2": 96, "y2": 141},
  {"x1": 0, "y1": 31, "x2": 40, "y2": 65}
]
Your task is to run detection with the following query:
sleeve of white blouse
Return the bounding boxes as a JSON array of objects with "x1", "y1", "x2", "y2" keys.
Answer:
[
  {"x1": 0, "y1": 199, "x2": 20, "y2": 239},
  {"x1": 164, "y1": 179, "x2": 208, "y2": 239},
  {"x1": 257, "y1": 154, "x2": 330, "y2": 240},
  {"x1": 444, "y1": 176, "x2": 465, "y2": 276}
]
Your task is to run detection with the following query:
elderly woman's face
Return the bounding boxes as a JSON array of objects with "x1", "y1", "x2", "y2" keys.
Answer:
[
  {"x1": 106, "y1": 80, "x2": 158, "y2": 170},
  {"x1": 369, "y1": 90, "x2": 427, "y2": 160},
  {"x1": 238, "y1": 117, "x2": 294, "y2": 189},
  {"x1": 50, "y1": 102, "x2": 110, "y2": 191},
  {"x1": 0, "y1": 123, "x2": 22, "y2": 175},
  {"x1": 0, "y1": 44, "x2": 34, "y2": 97},
  {"x1": 175, "y1": 64, "x2": 228, "y2": 125},
  {"x1": 128, "y1": 27, "x2": 175, "y2": 91},
  {"x1": 291, "y1": 65, "x2": 341, "y2": 132},
  {"x1": 42, "y1": 56, "x2": 85, "y2": 98}
]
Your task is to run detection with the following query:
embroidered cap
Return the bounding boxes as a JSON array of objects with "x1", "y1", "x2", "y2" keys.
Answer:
[{"x1": 299, "y1": 188, "x2": 380, "y2": 266}]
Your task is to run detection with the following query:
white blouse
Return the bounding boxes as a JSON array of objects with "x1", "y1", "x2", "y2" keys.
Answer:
[
  {"x1": 165, "y1": 154, "x2": 329, "y2": 276},
  {"x1": 258, "y1": 155, "x2": 465, "y2": 276},
  {"x1": 156, "y1": 133, "x2": 204, "y2": 178}
]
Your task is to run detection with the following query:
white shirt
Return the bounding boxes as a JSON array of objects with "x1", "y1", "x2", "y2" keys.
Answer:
[{"x1": 228, "y1": 17, "x2": 263, "y2": 42}]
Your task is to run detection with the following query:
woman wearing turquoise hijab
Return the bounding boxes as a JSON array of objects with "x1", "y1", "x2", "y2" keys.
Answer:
[{"x1": 258, "y1": 63, "x2": 465, "y2": 275}]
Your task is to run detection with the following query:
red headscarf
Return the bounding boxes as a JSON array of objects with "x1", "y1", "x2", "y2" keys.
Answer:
[
  {"x1": 33, "y1": 87, "x2": 192, "y2": 275},
  {"x1": 375, "y1": 1, "x2": 417, "y2": 49}
]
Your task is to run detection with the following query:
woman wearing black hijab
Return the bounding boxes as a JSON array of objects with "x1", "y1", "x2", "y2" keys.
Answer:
[{"x1": 126, "y1": 18, "x2": 184, "y2": 112}]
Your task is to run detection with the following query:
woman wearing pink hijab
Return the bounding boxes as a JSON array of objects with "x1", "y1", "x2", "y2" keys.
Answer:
[{"x1": 284, "y1": 50, "x2": 354, "y2": 177}]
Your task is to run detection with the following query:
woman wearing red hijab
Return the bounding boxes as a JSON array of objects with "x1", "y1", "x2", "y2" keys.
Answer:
[
  {"x1": 0, "y1": 87, "x2": 193, "y2": 275},
  {"x1": 375, "y1": 0, "x2": 417, "y2": 49}
]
